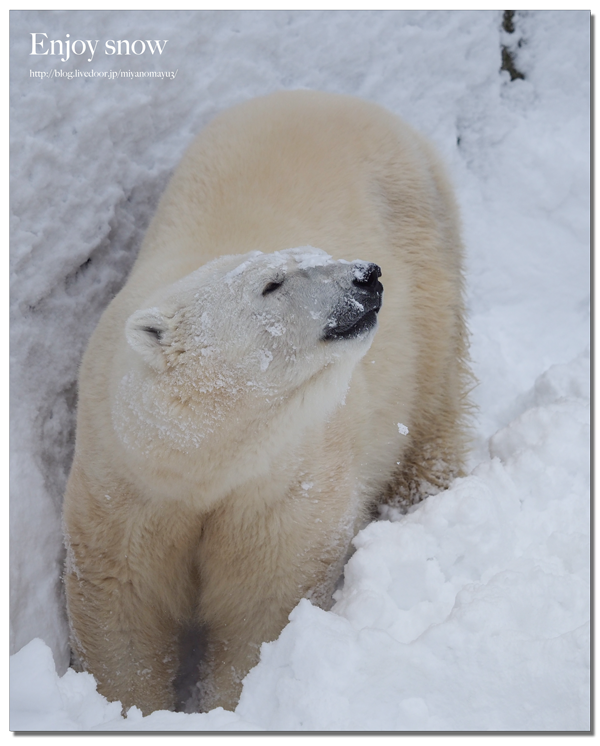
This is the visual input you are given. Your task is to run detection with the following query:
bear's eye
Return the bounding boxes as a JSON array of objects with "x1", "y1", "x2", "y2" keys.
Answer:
[{"x1": 262, "y1": 279, "x2": 284, "y2": 296}]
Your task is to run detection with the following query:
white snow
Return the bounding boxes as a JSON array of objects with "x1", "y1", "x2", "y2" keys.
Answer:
[
  {"x1": 258, "y1": 349, "x2": 273, "y2": 372},
  {"x1": 10, "y1": 9, "x2": 590, "y2": 732},
  {"x1": 287, "y1": 246, "x2": 334, "y2": 270},
  {"x1": 351, "y1": 260, "x2": 375, "y2": 283},
  {"x1": 223, "y1": 251, "x2": 265, "y2": 283}
]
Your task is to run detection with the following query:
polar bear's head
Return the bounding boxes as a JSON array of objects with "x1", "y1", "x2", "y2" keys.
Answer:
[
  {"x1": 116, "y1": 247, "x2": 382, "y2": 498},
  {"x1": 126, "y1": 247, "x2": 382, "y2": 377}
]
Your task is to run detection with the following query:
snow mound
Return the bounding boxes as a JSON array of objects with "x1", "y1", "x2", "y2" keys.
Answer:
[{"x1": 236, "y1": 353, "x2": 590, "y2": 731}]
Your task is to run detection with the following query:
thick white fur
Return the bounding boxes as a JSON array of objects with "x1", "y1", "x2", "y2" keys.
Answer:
[{"x1": 63, "y1": 90, "x2": 471, "y2": 714}]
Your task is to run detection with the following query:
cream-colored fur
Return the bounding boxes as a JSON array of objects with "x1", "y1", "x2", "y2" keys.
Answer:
[{"x1": 63, "y1": 90, "x2": 471, "y2": 715}]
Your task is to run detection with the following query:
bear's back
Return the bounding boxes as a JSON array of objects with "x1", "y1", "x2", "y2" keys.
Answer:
[{"x1": 80, "y1": 89, "x2": 468, "y2": 509}]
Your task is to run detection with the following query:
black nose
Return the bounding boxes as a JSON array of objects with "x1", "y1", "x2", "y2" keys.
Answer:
[{"x1": 352, "y1": 262, "x2": 382, "y2": 290}]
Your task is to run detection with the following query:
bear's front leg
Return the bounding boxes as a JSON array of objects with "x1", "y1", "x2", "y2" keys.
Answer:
[
  {"x1": 194, "y1": 485, "x2": 356, "y2": 712},
  {"x1": 64, "y1": 464, "x2": 203, "y2": 715},
  {"x1": 65, "y1": 568, "x2": 181, "y2": 715}
]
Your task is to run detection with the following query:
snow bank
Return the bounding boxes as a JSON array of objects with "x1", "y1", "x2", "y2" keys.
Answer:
[
  {"x1": 237, "y1": 353, "x2": 590, "y2": 731},
  {"x1": 10, "y1": 9, "x2": 589, "y2": 732}
]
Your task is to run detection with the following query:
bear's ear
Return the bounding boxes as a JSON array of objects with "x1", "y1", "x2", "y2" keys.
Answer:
[{"x1": 125, "y1": 307, "x2": 171, "y2": 371}]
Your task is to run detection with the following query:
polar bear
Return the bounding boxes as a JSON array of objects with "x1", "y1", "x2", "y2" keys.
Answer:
[{"x1": 63, "y1": 90, "x2": 471, "y2": 715}]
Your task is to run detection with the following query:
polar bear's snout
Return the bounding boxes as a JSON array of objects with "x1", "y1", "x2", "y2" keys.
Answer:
[
  {"x1": 352, "y1": 261, "x2": 382, "y2": 292},
  {"x1": 323, "y1": 261, "x2": 383, "y2": 341}
]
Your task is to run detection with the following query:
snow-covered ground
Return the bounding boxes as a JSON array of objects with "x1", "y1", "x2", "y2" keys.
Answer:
[{"x1": 9, "y1": 10, "x2": 590, "y2": 732}]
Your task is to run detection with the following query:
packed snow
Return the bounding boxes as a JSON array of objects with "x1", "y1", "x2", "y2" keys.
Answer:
[{"x1": 9, "y1": 9, "x2": 590, "y2": 732}]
